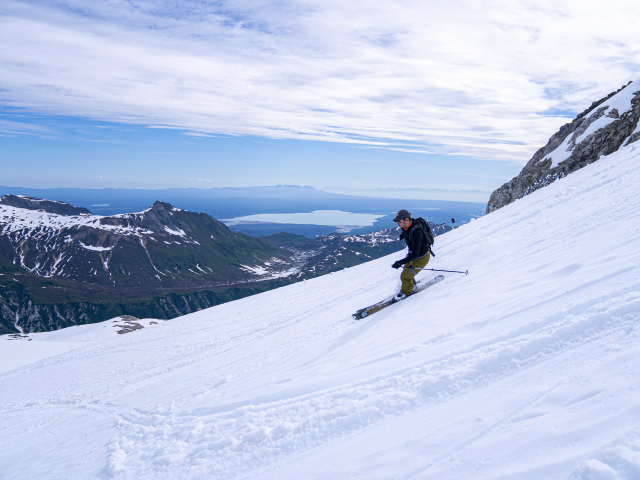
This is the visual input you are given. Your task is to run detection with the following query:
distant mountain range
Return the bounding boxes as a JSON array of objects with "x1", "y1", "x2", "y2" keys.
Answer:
[
  {"x1": 0, "y1": 185, "x2": 484, "y2": 238},
  {"x1": 322, "y1": 186, "x2": 491, "y2": 203},
  {"x1": 0, "y1": 195, "x2": 453, "y2": 333}
]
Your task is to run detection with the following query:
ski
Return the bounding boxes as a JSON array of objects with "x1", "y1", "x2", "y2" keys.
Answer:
[{"x1": 352, "y1": 275, "x2": 445, "y2": 320}]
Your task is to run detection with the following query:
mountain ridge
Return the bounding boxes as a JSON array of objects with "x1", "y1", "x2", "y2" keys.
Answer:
[
  {"x1": 0, "y1": 194, "x2": 92, "y2": 215},
  {"x1": 487, "y1": 78, "x2": 640, "y2": 213}
]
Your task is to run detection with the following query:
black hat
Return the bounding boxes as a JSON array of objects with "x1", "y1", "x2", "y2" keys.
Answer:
[{"x1": 393, "y1": 209, "x2": 411, "y2": 222}]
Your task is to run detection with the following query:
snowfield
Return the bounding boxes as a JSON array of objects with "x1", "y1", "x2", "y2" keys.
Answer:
[
  {"x1": 2, "y1": 143, "x2": 640, "y2": 479},
  {"x1": 1, "y1": 318, "x2": 165, "y2": 375}
]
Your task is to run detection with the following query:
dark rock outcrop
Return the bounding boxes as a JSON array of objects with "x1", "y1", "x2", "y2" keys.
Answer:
[{"x1": 487, "y1": 82, "x2": 640, "y2": 213}]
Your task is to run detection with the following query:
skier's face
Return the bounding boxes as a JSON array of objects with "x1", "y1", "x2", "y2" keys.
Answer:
[{"x1": 397, "y1": 218, "x2": 411, "y2": 229}]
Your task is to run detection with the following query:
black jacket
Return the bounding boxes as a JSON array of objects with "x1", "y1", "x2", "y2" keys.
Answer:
[{"x1": 398, "y1": 219, "x2": 430, "y2": 264}]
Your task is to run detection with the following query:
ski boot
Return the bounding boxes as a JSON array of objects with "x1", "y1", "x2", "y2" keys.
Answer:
[{"x1": 391, "y1": 292, "x2": 407, "y2": 303}]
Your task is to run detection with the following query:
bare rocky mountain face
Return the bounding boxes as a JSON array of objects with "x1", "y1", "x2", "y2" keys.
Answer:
[
  {"x1": 0, "y1": 198, "x2": 452, "y2": 333},
  {"x1": 487, "y1": 80, "x2": 640, "y2": 213}
]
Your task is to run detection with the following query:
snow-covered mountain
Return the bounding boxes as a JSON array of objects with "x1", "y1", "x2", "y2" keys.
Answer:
[
  {"x1": 487, "y1": 78, "x2": 640, "y2": 213},
  {"x1": 0, "y1": 194, "x2": 91, "y2": 216},
  {"x1": 0, "y1": 197, "x2": 408, "y2": 333},
  {"x1": 0, "y1": 196, "x2": 283, "y2": 285},
  {"x1": 2, "y1": 142, "x2": 640, "y2": 478}
]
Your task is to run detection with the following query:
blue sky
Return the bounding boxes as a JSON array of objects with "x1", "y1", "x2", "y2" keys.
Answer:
[
  {"x1": 0, "y1": 113, "x2": 520, "y2": 195},
  {"x1": 1, "y1": 0, "x2": 639, "y2": 200}
]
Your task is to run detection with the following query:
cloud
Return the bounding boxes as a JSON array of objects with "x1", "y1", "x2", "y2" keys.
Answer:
[
  {"x1": 184, "y1": 132, "x2": 213, "y2": 137},
  {"x1": 0, "y1": 0, "x2": 639, "y2": 164},
  {"x1": 0, "y1": 118, "x2": 55, "y2": 136}
]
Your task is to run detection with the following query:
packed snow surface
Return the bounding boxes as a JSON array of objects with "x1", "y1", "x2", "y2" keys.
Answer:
[
  {"x1": 2, "y1": 144, "x2": 640, "y2": 479},
  {"x1": 0, "y1": 318, "x2": 162, "y2": 374}
]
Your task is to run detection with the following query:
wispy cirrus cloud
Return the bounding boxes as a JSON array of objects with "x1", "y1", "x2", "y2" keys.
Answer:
[
  {"x1": 0, "y1": 0, "x2": 639, "y2": 164},
  {"x1": 0, "y1": 117, "x2": 55, "y2": 136}
]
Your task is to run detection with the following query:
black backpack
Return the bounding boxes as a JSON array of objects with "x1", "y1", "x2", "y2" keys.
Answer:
[{"x1": 414, "y1": 217, "x2": 435, "y2": 246}]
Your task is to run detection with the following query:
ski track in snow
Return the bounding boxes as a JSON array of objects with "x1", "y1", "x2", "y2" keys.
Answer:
[{"x1": 1, "y1": 144, "x2": 640, "y2": 479}]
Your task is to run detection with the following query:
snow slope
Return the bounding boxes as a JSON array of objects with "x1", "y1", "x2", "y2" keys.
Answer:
[
  {"x1": 0, "y1": 318, "x2": 163, "y2": 374},
  {"x1": 2, "y1": 143, "x2": 640, "y2": 479}
]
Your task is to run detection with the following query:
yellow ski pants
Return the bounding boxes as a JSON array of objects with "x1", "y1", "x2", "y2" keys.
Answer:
[{"x1": 400, "y1": 252, "x2": 431, "y2": 295}]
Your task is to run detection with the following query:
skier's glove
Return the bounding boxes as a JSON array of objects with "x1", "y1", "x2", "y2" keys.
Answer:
[{"x1": 392, "y1": 261, "x2": 403, "y2": 269}]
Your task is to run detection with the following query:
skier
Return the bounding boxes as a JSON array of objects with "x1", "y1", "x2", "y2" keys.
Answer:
[{"x1": 391, "y1": 209, "x2": 432, "y2": 302}]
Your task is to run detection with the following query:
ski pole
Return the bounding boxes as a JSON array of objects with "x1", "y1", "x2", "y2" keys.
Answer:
[
  {"x1": 433, "y1": 218, "x2": 455, "y2": 228},
  {"x1": 404, "y1": 266, "x2": 468, "y2": 275}
]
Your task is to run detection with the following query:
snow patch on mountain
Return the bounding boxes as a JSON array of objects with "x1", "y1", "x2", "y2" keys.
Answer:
[
  {"x1": 79, "y1": 241, "x2": 113, "y2": 252},
  {"x1": 0, "y1": 205, "x2": 154, "y2": 237},
  {"x1": 164, "y1": 226, "x2": 186, "y2": 237},
  {"x1": 240, "y1": 264, "x2": 268, "y2": 275}
]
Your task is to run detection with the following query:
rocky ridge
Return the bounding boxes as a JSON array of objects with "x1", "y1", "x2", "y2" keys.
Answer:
[
  {"x1": 487, "y1": 79, "x2": 640, "y2": 213},
  {"x1": 0, "y1": 200, "x2": 282, "y2": 288},
  {"x1": 0, "y1": 194, "x2": 91, "y2": 216}
]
